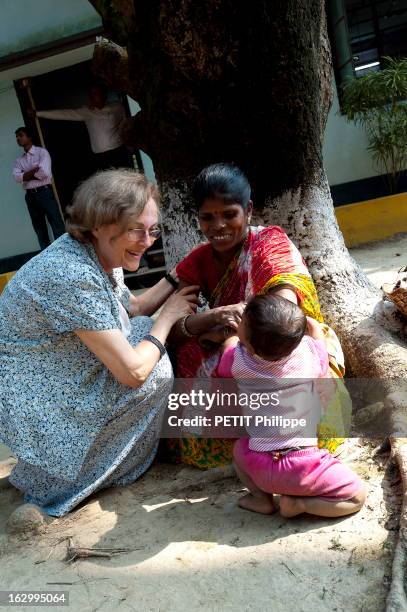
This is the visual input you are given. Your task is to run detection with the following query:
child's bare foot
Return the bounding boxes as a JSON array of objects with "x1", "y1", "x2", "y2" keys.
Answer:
[
  {"x1": 238, "y1": 493, "x2": 275, "y2": 515},
  {"x1": 279, "y1": 495, "x2": 306, "y2": 518}
]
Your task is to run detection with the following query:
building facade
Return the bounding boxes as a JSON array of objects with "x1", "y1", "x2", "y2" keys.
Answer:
[{"x1": 0, "y1": 0, "x2": 405, "y2": 272}]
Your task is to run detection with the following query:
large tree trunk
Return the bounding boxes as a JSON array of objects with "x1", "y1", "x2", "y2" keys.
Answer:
[
  {"x1": 89, "y1": 0, "x2": 407, "y2": 382},
  {"x1": 90, "y1": 1, "x2": 407, "y2": 605}
]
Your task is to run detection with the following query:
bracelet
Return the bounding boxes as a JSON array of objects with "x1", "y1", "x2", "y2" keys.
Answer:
[
  {"x1": 164, "y1": 272, "x2": 179, "y2": 290},
  {"x1": 180, "y1": 314, "x2": 195, "y2": 338},
  {"x1": 143, "y1": 334, "x2": 166, "y2": 358}
]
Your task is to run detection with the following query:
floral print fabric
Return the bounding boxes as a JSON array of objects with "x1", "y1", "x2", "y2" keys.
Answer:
[{"x1": 0, "y1": 234, "x2": 172, "y2": 515}]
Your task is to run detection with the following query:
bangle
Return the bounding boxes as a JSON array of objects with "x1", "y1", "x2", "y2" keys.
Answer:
[
  {"x1": 164, "y1": 272, "x2": 179, "y2": 290},
  {"x1": 143, "y1": 334, "x2": 166, "y2": 358},
  {"x1": 180, "y1": 314, "x2": 195, "y2": 337}
]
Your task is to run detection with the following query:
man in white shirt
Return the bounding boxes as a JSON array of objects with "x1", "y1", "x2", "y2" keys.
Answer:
[
  {"x1": 33, "y1": 84, "x2": 132, "y2": 171},
  {"x1": 12, "y1": 126, "x2": 65, "y2": 250}
]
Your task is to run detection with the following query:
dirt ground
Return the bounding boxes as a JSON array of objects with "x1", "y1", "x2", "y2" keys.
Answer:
[
  {"x1": 0, "y1": 442, "x2": 401, "y2": 612},
  {"x1": 350, "y1": 233, "x2": 407, "y2": 289},
  {"x1": 0, "y1": 234, "x2": 406, "y2": 612}
]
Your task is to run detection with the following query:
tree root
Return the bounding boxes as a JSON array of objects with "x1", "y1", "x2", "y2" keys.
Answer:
[{"x1": 387, "y1": 393, "x2": 407, "y2": 610}]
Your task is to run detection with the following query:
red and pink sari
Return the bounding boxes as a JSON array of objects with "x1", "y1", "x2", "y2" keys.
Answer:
[{"x1": 167, "y1": 226, "x2": 347, "y2": 468}]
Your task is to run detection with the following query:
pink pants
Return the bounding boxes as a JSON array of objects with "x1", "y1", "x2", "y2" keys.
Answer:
[{"x1": 234, "y1": 438, "x2": 363, "y2": 501}]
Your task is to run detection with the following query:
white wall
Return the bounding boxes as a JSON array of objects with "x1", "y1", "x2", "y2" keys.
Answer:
[
  {"x1": 0, "y1": 51, "x2": 158, "y2": 260},
  {"x1": 322, "y1": 86, "x2": 379, "y2": 186},
  {"x1": 0, "y1": 82, "x2": 39, "y2": 257},
  {"x1": 0, "y1": 46, "x2": 95, "y2": 259},
  {"x1": 0, "y1": 56, "x2": 388, "y2": 260}
]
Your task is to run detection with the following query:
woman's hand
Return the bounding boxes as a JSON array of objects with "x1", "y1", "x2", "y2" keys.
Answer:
[
  {"x1": 213, "y1": 302, "x2": 246, "y2": 330},
  {"x1": 158, "y1": 286, "x2": 199, "y2": 326},
  {"x1": 198, "y1": 325, "x2": 236, "y2": 350}
]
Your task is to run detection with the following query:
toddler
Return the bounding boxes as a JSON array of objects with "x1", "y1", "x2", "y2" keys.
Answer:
[{"x1": 217, "y1": 294, "x2": 366, "y2": 518}]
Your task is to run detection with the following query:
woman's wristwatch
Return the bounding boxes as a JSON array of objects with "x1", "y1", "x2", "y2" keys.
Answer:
[
  {"x1": 164, "y1": 272, "x2": 179, "y2": 290},
  {"x1": 143, "y1": 334, "x2": 166, "y2": 358}
]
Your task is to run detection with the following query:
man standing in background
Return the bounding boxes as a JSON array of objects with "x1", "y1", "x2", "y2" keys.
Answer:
[
  {"x1": 12, "y1": 126, "x2": 65, "y2": 251},
  {"x1": 32, "y1": 83, "x2": 132, "y2": 171}
]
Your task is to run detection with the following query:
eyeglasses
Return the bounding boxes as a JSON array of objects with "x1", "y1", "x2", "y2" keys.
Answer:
[{"x1": 126, "y1": 228, "x2": 162, "y2": 240}]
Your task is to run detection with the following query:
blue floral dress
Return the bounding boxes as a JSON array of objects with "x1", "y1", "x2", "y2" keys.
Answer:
[{"x1": 0, "y1": 234, "x2": 173, "y2": 516}]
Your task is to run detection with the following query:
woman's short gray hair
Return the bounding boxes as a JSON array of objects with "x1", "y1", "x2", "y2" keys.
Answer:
[{"x1": 65, "y1": 169, "x2": 160, "y2": 243}]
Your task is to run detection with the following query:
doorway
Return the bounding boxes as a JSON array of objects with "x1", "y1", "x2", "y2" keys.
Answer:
[
  {"x1": 15, "y1": 61, "x2": 142, "y2": 214},
  {"x1": 14, "y1": 63, "x2": 163, "y2": 287}
]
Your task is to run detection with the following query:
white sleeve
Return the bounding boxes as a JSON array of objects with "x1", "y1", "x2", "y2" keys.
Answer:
[{"x1": 37, "y1": 108, "x2": 86, "y2": 122}]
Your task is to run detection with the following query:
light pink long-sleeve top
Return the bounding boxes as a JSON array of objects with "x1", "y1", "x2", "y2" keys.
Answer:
[
  {"x1": 12, "y1": 145, "x2": 52, "y2": 190},
  {"x1": 217, "y1": 337, "x2": 329, "y2": 451}
]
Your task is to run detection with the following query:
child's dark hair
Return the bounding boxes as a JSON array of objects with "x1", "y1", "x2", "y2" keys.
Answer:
[
  {"x1": 244, "y1": 294, "x2": 306, "y2": 361},
  {"x1": 192, "y1": 163, "x2": 251, "y2": 210}
]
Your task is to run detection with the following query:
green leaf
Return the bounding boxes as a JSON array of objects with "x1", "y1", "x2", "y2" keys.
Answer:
[{"x1": 340, "y1": 57, "x2": 407, "y2": 192}]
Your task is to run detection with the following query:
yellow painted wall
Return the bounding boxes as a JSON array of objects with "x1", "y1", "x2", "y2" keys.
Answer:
[
  {"x1": 0, "y1": 272, "x2": 15, "y2": 294},
  {"x1": 335, "y1": 193, "x2": 407, "y2": 247},
  {"x1": 0, "y1": 193, "x2": 405, "y2": 294}
]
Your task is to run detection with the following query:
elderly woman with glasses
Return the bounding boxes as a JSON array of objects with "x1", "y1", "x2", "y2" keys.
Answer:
[{"x1": 0, "y1": 169, "x2": 197, "y2": 519}]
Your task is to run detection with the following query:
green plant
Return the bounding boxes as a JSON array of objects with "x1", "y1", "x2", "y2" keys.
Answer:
[{"x1": 341, "y1": 57, "x2": 407, "y2": 193}]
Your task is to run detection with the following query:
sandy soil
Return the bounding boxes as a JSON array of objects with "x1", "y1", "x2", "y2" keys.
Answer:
[
  {"x1": 0, "y1": 233, "x2": 406, "y2": 612},
  {"x1": 350, "y1": 233, "x2": 407, "y2": 289},
  {"x1": 0, "y1": 442, "x2": 400, "y2": 612}
]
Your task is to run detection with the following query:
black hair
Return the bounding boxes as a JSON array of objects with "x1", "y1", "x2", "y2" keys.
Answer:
[
  {"x1": 15, "y1": 126, "x2": 33, "y2": 139},
  {"x1": 192, "y1": 163, "x2": 251, "y2": 210},
  {"x1": 244, "y1": 293, "x2": 306, "y2": 361}
]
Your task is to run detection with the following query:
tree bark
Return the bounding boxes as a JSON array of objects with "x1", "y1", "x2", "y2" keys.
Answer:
[
  {"x1": 89, "y1": 0, "x2": 407, "y2": 381},
  {"x1": 261, "y1": 178, "x2": 407, "y2": 379}
]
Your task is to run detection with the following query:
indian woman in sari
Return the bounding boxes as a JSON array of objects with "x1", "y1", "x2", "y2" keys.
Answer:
[{"x1": 168, "y1": 163, "x2": 349, "y2": 468}]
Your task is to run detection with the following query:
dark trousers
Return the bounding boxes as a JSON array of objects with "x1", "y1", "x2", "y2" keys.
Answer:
[
  {"x1": 25, "y1": 186, "x2": 65, "y2": 251},
  {"x1": 93, "y1": 146, "x2": 133, "y2": 171}
]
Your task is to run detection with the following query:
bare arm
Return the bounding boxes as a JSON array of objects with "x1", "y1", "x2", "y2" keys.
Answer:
[
  {"x1": 171, "y1": 309, "x2": 221, "y2": 341},
  {"x1": 170, "y1": 275, "x2": 298, "y2": 343},
  {"x1": 129, "y1": 276, "x2": 181, "y2": 317},
  {"x1": 172, "y1": 276, "x2": 252, "y2": 340},
  {"x1": 75, "y1": 318, "x2": 172, "y2": 388},
  {"x1": 269, "y1": 285, "x2": 298, "y2": 304},
  {"x1": 168, "y1": 279, "x2": 218, "y2": 342},
  {"x1": 306, "y1": 316, "x2": 326, "y2": 341},
  {"x1": 75, "y1": 286, "x2": 198, "y2": 388}
]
